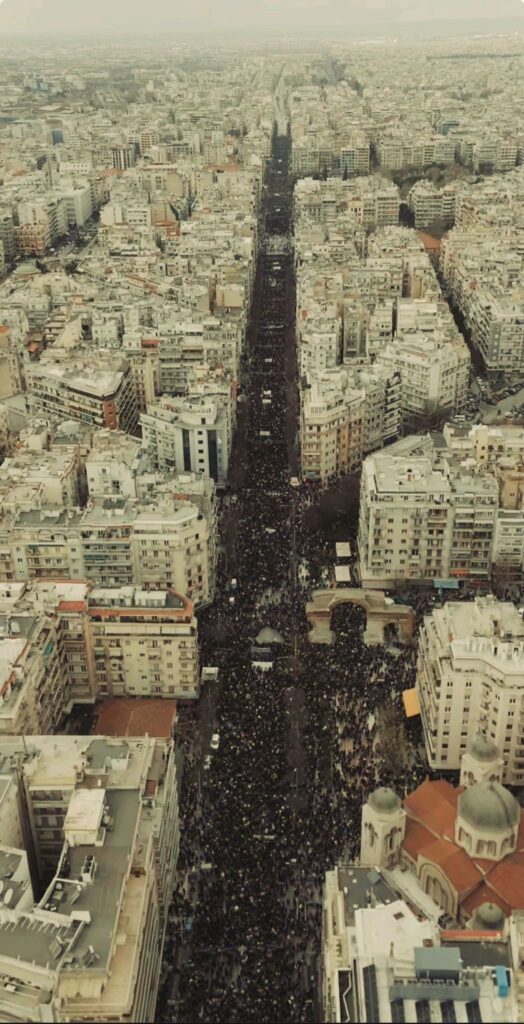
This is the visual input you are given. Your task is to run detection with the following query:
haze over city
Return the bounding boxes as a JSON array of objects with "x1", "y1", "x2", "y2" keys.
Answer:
[{"x1": 0, "y1": 0, "x2": 523, "y2": 34}]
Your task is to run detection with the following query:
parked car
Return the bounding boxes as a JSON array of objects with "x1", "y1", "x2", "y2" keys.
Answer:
[{"x1": 210, "y1": 733, "x2": 220, "y2": 750}]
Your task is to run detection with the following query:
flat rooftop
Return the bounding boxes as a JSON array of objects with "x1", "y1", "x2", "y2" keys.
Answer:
[
  {"x1": 337, "y1": 865, "x2": 399, "y2": 926},
  {"x1": 93, "y1": 698, "x2": 177, "y2": 738}
]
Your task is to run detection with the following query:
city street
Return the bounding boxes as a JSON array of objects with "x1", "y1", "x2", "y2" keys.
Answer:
[{"x1": 159, "y1": 123, "x2": 429, "y2": 1024}]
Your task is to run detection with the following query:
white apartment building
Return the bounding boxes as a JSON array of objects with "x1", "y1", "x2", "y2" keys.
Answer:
[
  {"x1": 376, "y1": 331, "x2": 470, "y2": 426},
  {"x1": 340, "y1": 139, "x2": 370, "y2": 175},
  {"x1": 301, "y1": 364, "x2": 401, "y2": 482},
  {"x1": 377, "y1": 136, "x2": 455, "y2": 170},
  {"x1": 298, "y1": 318, "x2": 342, "y2": 376},
  {"x1": 417, "y1": 596, "x2": 524, "y2": 784},
  {"x1": 141, "y1": 386, "x2": 233, "y2": 485},
  {"x1": 294, "y1": 175, "x2": 399, "y2": 229},
  {"x1": 86, "y1": 429, "x2": 156, "y2": 499},
  {"x1": 15, "y1": 197, "x2": 68, "y2": 255},
  {"x1": 457, "y1": 136, "x2": 518, "y2": 173},
  {"x1": 408, "y1": 180, "x2": 461, "y2": 229},
  {"x1": 0, "y1": 734, "x2": 179, "y2": 1022},
  {"x1": 0, "y1": 448, "x2": 80, "y2": 508},
  {"x1": 440, "y1": 231, "x2": 524, "y2": 378},
  {"x1": 0, "y1": 601, "x2": 66, "y2": 736},
  {"x1": 26, "y1": 356, "x2": 139, "y2": 435},
  {"x1": 4, "y1": 494, "x2": 215, "y2": 607},
  {"x1": 358, "y1": 445, "x2": 499, "y2": 588},
  {"x1": 89, "y1": 585, "x2": 199, "y2": 700}
]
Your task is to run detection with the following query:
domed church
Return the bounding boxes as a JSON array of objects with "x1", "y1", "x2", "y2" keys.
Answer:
[{"x1": 360, "y1": 734, "x2": 524, "y2": 925}]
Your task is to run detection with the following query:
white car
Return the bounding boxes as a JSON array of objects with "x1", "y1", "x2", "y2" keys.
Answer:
[{"x1": 210, "y1": 733, "x2": 220, "y2": 750}]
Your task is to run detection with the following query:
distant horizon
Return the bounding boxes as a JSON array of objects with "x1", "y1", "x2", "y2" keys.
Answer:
[
  {"x1": 0, "y1": 16, "x2": 523, "y2": 43},
  {"x1": 0, "y1": 0, "x2": 523, "y2": 40}
]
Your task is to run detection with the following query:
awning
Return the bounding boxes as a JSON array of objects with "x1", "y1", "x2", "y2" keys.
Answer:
[
  {"x1": 336, "y1": 542, "x2": 351, "y2": 558},
  {"x1": 403, "y1": 688, "x2": 420, "y2": 717}
]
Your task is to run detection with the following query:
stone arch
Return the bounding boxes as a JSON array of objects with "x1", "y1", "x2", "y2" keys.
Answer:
[
  {"x1": 306, "y1": 588, "x2": 416, "y2": 646},
  {"x1": 383, "y1": 621, "x2": 399, "y2": 644}
]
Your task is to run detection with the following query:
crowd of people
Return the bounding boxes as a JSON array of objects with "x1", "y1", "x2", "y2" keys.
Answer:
[{"x1": 157, "y1": 132, "x2": 430, "y2": 1024}]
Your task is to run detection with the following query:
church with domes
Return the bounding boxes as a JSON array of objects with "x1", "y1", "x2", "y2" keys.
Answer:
[{"x1": 360, "y1": 734, "x2": 524, "y2": 925}]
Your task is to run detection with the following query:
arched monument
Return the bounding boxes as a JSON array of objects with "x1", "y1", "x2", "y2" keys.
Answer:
[{"x1": 306, "y1": 588, "x2": 415, "y2": 645}]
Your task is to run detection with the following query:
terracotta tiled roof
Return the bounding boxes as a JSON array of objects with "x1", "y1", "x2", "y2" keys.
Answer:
[
  {"x1": 405, "y1": 778, "x2": 459, "y2": 840},
  {"x1": 421, "y1": 839, "x2": 483, "y2": 895},
  {"x1": 401, "y1": 776, "x2": 524, "y2": 920},
  {"x1": 403, "y1": 819, "x2": 435, "y2": 860},
  {"x1": 461, "y1": 882, "x2": 512, "y2": 920},
  {"x1": 485, "y1": 853, "x2": 524, "y2": 910},
  {"x1": 57, "y1": 600, "x2": 86, "y2": 612}
]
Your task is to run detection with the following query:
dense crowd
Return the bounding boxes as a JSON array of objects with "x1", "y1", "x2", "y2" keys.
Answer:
[{"x1": 157, "y1": 132, "x2": 429, "y2": 1024}]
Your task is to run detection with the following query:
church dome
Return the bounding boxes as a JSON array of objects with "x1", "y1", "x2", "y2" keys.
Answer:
[
  {"x1": 473, "y1": 902, "x2": 505, "y2": 931},
  {"x1": 468, "y1": 734, "x2": 500, "y2": 763},
  {"x1": 368, "y1": 787, "x2": 401, "y2": 815},
  {"x1": 459, "y1": 781, "x2": 520, "y2": 834}
]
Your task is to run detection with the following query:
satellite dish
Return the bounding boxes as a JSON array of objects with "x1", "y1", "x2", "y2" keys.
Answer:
[{"x1": 4, "y1": 889, "x2": 13, "y2": 906}]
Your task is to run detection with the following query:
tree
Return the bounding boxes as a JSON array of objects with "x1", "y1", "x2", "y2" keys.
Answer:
[{"x1": 376, "y1": 704, "x2": 409, "y2": 779}]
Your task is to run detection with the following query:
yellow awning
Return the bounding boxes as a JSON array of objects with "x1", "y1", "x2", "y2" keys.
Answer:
[{"x1": 403, "y1": 688, "x2": 420, "y2": 718}]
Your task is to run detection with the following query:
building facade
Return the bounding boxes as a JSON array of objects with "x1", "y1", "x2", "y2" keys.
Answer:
[
  {"x1": 0, "y1": 734, "x2": 179, "y2": 1023},
  {"x1": 417, "y1": 596, "x2": 524, "y2": 783}
]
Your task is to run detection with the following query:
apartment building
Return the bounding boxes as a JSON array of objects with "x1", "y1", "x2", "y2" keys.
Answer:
[
  {"x1": 408, "y1": 180, "x2": 463, "y2": 229},
  {"x1": 0, "y1": 733, "x2": 179, "y2": 1022},
  {"x1": 301, "y1": 372, "x2": 364, "y2": 482},
  {"x1": 375, "y1": 331, "x2": 470, "y2": 427},
  {"x1": 141, "y1": 384, "x2": 234, "y2": 485},
  {"x1": 0, "y1": 590, "x2": 66, "y2": 736},
  {"x1": 14, "y1": 197, "x2": 68, "y2": 255},
  {"x1": 300, "y1": 364, "x2": 401, "y2": 482},
  {"x1": 0, "y1": 578, "x2": 200, "y2": 736},
  {"x1": 441, "y1": 230, "x2": 524, "y2": 378},
  {"x1": 294, "y1": 175, "x2": 400, "y2": 229},
  {"x1": 88, "y1": 585, "x2": 199, "y2": 700},
  {"x1": 417, "y1": 596, "x2": 524, "y2": 784},
  {"x1": 339, "y1": 138, "x2": 370, "y2": 175},
  {"x1": 26, "y1": 355, "x2": 139, "y2": 435},
  {"x1": 85, "y1": 430, "x2": 157, "y2": 499},
  {"x1": 358, "y1": 444, "x2": 499, "y2": 588},
  {"x1": 377, "y1": 135, "x2": 455, "y2": 170},
  {"x1": 442, "y1": 422, "x2": 524, "y2": 582},
  {"x1": 457, "y1": 136, "x2": 518, "y2": 172},
  {"x1": 0, "y1": 447, "x2": 80, "y2": 508},
  {"x1": 2, "y1": 494, "x2": 214, "y2": 607}
]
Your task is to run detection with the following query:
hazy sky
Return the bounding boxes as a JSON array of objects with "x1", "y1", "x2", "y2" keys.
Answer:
[{"x1": 0, "y1": 0, "x2": 522, "y2": 35}]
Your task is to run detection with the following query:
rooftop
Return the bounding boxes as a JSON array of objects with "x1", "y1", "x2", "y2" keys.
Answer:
[{"x1": 92, "y1": 698, "x2": 177, "y2": 738}]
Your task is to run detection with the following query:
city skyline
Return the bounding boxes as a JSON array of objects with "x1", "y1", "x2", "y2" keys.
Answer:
[{"x1": 0, "y1": 0, "x2": 524, "y2": 35}]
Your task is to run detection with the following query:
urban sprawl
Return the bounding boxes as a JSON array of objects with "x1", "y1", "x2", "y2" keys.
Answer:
[{"x1": 0, "y1": 32, "x2": 523, "y2": 1024}]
